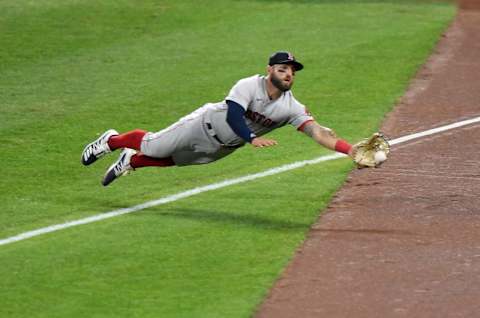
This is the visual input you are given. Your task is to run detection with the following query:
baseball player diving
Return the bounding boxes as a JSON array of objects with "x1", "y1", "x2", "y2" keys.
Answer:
[{"x1": 81, "y1": 51, "x2": 389, "y2": 186}]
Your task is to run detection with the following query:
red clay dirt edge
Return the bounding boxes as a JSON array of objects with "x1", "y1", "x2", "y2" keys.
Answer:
[{"x1": 257, "y1": 5, "x2": 480, "y2": 318}]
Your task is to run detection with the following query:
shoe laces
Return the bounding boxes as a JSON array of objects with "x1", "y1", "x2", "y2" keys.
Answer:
[
  {"x1": 87, "y1": 134, "x2": 108, "y2": 156},
  {"x1": 113, "y1": 154, "x2": 131, "y2": 176},
  {"x1": 83, "y1": 141, "x2": 101, "y2": 160}
]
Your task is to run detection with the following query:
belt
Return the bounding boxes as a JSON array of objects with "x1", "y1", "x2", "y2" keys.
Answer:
[{"x1": 205, "y1": 123, "x2": 241, "y2": 149}]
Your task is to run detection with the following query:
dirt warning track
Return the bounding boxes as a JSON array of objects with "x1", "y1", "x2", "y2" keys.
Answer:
[{"x1": 257, "y1": 6, "x2": 480, "y2": 318}]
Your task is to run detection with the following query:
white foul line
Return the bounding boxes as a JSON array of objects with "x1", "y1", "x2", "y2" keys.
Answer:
[
  {"x1": 1, "y1": 115, "x2": 480, "y2": 247},
  {"x1": 389, "y1": 116, "x2": 480, "y2": 145}
]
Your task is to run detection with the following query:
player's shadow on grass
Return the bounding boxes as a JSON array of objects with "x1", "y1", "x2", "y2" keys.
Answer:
[{"x1": 147, "y1": 208, "x2": 311, "y2": 232}]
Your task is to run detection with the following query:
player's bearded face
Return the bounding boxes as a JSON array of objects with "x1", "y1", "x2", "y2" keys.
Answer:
[{"x1": 270, "y1": 64, "x2": 295, "y2": 92}]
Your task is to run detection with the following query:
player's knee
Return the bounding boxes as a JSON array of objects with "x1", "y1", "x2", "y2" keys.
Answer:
[{"x1": 133, "y1": 129, "x2": 148, "y2": 135}]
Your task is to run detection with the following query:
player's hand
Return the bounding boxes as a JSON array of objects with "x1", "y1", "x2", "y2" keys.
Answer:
[{"x1": 251, "y1": 137, "x2": 278, "y2": 148}]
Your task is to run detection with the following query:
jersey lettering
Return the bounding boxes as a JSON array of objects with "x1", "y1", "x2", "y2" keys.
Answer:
[{"x1": 245, "y1": 110, "x2": 277, "y2": 127}]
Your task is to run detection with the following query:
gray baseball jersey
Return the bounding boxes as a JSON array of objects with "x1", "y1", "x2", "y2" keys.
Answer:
[{"x1": 140, "y1": 74, "x2": 314, "y2": 166}]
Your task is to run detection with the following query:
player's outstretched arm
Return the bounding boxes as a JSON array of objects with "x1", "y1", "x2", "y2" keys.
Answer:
[
  {"x1": 302, "y1": 121, "x2": 391, "y2": 167},
  {"x1": 302, "y1": 121, "x2": 354, "y2": 157}
]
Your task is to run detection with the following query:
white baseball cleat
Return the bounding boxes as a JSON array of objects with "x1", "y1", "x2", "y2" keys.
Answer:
[
  {"x1": 81, "y1": 129, "x2": 119, "y2": 166},
  {"x1": 102, "y1": 148, "x2": 136, "y2": 186}
]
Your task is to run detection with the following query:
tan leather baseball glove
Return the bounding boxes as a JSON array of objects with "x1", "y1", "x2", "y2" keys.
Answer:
[{"x1": 353, "y1": 132, "x2": 390, "y2": 168}]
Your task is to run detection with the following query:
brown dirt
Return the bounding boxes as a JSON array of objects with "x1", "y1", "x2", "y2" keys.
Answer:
[
  {"x1": 256, "y1": 6, "x2": 480, "y2": 318},
  {"x1": 458, "y1": 0, "x2": 480, "y2": 10}
]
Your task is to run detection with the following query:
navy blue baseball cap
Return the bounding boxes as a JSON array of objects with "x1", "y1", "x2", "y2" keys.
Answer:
[{"x1": 268, "y1": 51, "x2": 304, "y2": 71}]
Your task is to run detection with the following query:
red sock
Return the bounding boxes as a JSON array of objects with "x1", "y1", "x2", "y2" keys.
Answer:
[
  {"x1": 130, "y1": 153, "x2": 175, "y2": 169},
  {"x1": 108, "y1": 129, "x2": 147, "y2": 151}
]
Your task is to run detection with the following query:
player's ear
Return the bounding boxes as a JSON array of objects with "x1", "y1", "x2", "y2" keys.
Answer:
[{"x1": 266, "y1": 65, "x2": 273, "y2": 75}]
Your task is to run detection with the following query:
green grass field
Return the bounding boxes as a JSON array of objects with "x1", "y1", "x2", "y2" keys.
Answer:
[{"x1": 0, "y1": 1, "x2": 455, "y2": 317}]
